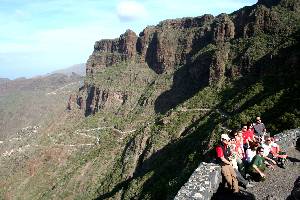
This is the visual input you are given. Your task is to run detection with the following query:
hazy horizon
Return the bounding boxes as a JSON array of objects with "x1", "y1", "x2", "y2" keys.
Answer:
[{"x1": 0, "y1": 63, "x2": 85, "y2": 80}]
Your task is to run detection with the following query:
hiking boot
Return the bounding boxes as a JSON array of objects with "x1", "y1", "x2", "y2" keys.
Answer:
[
  {"x1": 278, "y1": 159, "x2": 287, "y2": 169},
  {"x1": 279, "y1": 163, "x2": 286, "y2": 169},
  {"x1": 245, "y1": 182, "x2": 255, "y2": 188},
  {"x1": 248, "y1": 180, "x2": 257, "y2": 185}
]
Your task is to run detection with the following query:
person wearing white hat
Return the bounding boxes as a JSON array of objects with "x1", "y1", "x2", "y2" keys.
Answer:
[{"x1": 216, "y1": 133, "x2": 239, "y2": 193}]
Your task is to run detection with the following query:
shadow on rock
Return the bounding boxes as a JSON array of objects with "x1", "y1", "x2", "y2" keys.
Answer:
[
  {"x1": 93, "y1": 113, "x2": 222, "y2": 200},
  {"x1": 287, "y1": 176, "x2": 300, "y2": 200},
  {"x1": 154, "y1": 49, "x2": 212, "y2": 114},
  {"x1": 211, "y1": 186, "x2": 256, "y2": 200},
  {"x1": 288, "y1": 156, "x2": 300, "y2": 163}
]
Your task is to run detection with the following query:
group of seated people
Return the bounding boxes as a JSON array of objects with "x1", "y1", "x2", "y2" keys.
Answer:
[{"x1": 215, "y1": 116, "x2": 288, "y2": 194}]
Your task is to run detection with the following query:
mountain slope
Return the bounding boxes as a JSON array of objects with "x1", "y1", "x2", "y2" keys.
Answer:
[
  {"x1": 0, "y1": 73, "x2": 83, "y2": 140},
  {"x1": 0, "y1": 0, "x2": 299, "y2": 199}
]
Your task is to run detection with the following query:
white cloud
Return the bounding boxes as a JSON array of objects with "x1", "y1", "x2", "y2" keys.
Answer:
[
  {"x1": 14, "y1": 9, "x2": 28, "y2": 18},
  {"x1": 117, "y1": 0, "x2": 148, "y2": 21}
]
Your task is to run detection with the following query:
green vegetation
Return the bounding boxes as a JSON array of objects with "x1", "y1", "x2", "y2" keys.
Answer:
[{"x1": 1, "y1": 0, "x2": 300, "y2": 199}]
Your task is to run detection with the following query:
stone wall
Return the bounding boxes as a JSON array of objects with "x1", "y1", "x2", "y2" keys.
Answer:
[
  {"x1": 174, "y1": 128, "x2": 300, "y2": 200},
  {"x1": 174, "y1": 162, "x2": 221, "y2": 200},
  {"x1": 274, "y1": 128, "x2": 300, "y2": 150}
]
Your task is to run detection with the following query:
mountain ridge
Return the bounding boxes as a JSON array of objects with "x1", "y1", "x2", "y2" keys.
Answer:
[
  {"x1": 0, "y1": 73, "x2": 83, "y2": 140},
  {"x1": 0, "y1": 0, "x2": 299, "y2": 199},
  {"x1": 76, "y1": 0, "x2": 299, "y2": 118}
]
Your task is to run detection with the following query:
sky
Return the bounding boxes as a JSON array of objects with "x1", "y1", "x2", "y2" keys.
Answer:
[{"x1": 0, "y1": 0, "x2": 257, "y2": 79}]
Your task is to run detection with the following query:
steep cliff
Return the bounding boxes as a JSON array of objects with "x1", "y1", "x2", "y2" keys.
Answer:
[
  {"x1": 1, "y1": 0, "x2": 299, "y2": 199},
  {"x1": 74, "y1": 0, "x2": 300, "y2": 199},
  {"x1": 77, "y1": 0, "x2": 299, "y2": 118}
]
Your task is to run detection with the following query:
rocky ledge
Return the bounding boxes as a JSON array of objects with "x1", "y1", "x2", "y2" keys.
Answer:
[{"x1": 174, "y1": 162, "x2": 221, "y2": 200}]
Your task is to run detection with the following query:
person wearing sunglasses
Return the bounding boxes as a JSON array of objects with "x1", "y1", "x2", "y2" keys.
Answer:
[
  {"x1": 262, "y1": 137, "x2": 277, "y2": 166},
  {"x1": 248, "y1": 147, "x2": 267, "y2": 182},
  {"x1": 230, "y1": 130, "x2": 246, "y2": 174},
  {"x1": 253, "y1": 116, "x2": 267, "y2": 142},
  {"x1": 242, "y1": 124, "x2": 255, "y2": 152}
]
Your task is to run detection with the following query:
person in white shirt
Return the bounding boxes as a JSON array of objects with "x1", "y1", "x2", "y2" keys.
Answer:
[
  {"x1": 245, "y1": 142, "x2": 259, "y2": 163},
  {"x1": 269, "y1": 137, "x2": 288, "y2": 168},
  {"x1": 261, "y1": 137, "x2": 277, "y2": 166}
]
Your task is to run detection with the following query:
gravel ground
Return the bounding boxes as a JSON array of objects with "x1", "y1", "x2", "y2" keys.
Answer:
[
  {"x1": 247, "y1": 147, "x2": 300, "y2": 200},
  {"x1": 212, "y1": 147, "x2": 300, "y2": 200}
]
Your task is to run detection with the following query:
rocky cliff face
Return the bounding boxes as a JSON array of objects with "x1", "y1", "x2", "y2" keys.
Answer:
[
  {"x1": 84, "y1": 86, "x2": 128, "y2": 115},
  {"x1": 86, "y1": 15, "x2": 215, "y2": 76},
  {"x1": 77, "y1": 0, "x2": 299, "y2": 116},
  {"x1": 86, "y1": 30, "x2": 138, "y2": 75},
  {"x1": 2, "y1": 1, "x2": 299, "y2": 199},
  {"x1": 138, "y1": 15, "x2": 215, "y2": 73}
]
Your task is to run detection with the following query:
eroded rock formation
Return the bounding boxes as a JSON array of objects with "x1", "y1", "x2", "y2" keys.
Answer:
[
  {"x1": 86, "y1": 29, "x2": 138, "y2": 75},
  {"x1": 84, "y1": 86, "x2": 128, "y2": 115},
  {"x1": 77, "y1": 0, "x2": 300, "y2": 115}
]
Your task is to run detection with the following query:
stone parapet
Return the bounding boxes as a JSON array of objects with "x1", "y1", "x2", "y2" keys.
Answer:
[
  {"x1": 174, "y1": 162, "x2": 221, "y2": 200},
  {"x1": 274, "y1": 128, "x2": 300, "y2": 149}
]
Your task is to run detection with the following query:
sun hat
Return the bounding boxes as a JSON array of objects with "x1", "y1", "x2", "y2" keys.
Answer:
[{"x1": 221, "y1": 134, "x2": 230, "y2": 141}]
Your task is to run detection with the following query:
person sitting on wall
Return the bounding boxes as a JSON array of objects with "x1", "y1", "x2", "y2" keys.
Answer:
[
  {"x1": 253, "y1": 116, "x2": 267, "y2": 142},
  {"x1": 261, "y1": 136, "x2": 277, "y2": 168},
  {"x1": 215, "y1": 134, "x2": 239, "y2": 193},
  {"x1": 230, "y1": 130, "x2": 244, "y2": 161},
  {"x1": 245, "y1": 142, "x2": 260, "y2": 164},
  {"x1": 247, "y1": 122, "x2": 255, "y2": 137},
  {"x1": 230, "y1": 130, "x2": 246, "y2": 175},
  {"x1": 269, "y1": 137, "x2": 288, "y2": 168},
  {"x1": 242, "y1": 124, "x2": 255, "y2": 151},
  {"x1": 228, "y1": 136, "x2": 255, "y2": 189}
]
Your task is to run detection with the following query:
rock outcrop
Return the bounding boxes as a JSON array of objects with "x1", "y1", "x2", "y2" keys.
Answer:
[
  {"x1": 212, "y1": 14, "x2": 235, "y2": 42},
  {"x1": 86, "y1": 29, "x2": 138, "y2": 75},
  {"x1": 138, "y1": 15, "x2": 215, "y2": 73},
  {"x1": 77, "y1": 0, "x2": 300, "y2": 116},
  {"x1": 85, "y1": 86, "x2": 128, "y2": 115}
]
